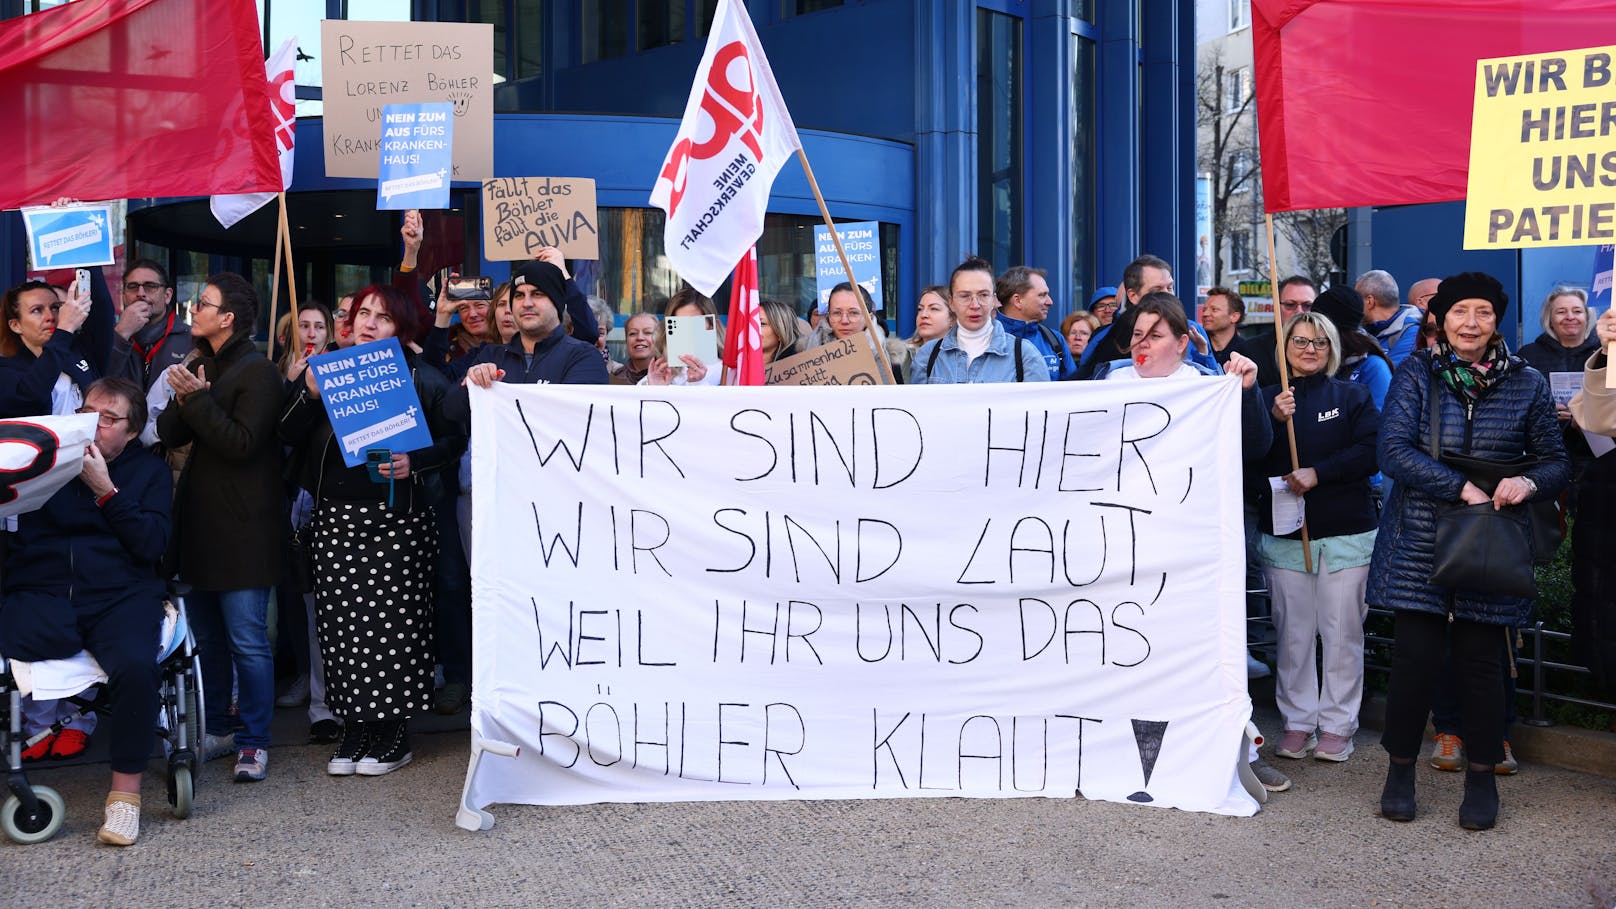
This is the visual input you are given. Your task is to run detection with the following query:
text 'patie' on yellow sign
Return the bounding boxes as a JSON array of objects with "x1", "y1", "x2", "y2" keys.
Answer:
[{"x1": 1465, "y1": 44, "x2": 1616, "y2": 250}]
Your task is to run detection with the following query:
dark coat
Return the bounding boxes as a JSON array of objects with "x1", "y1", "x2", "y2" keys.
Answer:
[
  {"x1": 1255, "y1": 372, "x2": 1380, "y2": 538},
  {"x1": 1519, "y1": 331, "x2": 1602, "y2": 470},
  {"x1": 279, "y1": 349, "x2": 465, "y2": 513},
  {"x1": 1367, "y1": 350, "x2": 1571, "y2": 625},
  {"x1": 0, "y1": 442, "x2": 171, "y2": 660},
  {"x1": 442, "y1": 330, "x2": 609, "y2": 427},
  {"x1": 108, "y1": 309, "x2": 195, "y2": 392},
  {"x1": 156, "y1": 330, "x2": 286, "y2": 590}
]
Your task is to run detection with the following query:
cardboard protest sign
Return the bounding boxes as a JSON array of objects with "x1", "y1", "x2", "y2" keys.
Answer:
[
  {"x1": 306, "y1": 339, "x2": 433, "y2": 467},
  {"x1": 377, "y1": 103, "x2": 454, "y2": 210},
  {"x1": 813, "y1": 221, "x2": 882, "y2": 313},
  {"x1": 320, "y1": 19, "x2": 492, "y2": 181},
  {"x1": 481, "y1": 177, "x2": 600, "y2": 260},
  {"x1": 0, "y1": 413, "x2": 97, "y2": 519},
  {"x1": 20, "y1": 204, "x2": 115, "y2": 269},
  {"x1": 1465, "y1": 44, "x2": 1616, "y2": 249},
  {"x1": 764, "y1": 333, "x2": 884, "y2": 386},
  {"x1": 461, "y1": 379, "x2": 1256, "y2": 816}
]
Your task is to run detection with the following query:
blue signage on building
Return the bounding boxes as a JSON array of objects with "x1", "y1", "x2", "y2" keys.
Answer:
[
  {"x1": 376, "y1": 102, "x2": 454, "y2": 211},
  {"x1": 307, "y1": 338, "x2": 433, "y2": 467}
]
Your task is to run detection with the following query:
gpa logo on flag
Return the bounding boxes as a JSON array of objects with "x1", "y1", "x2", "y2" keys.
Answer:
[{"x1": 656, "y1": 41, "x2": 766, "y2": 219}]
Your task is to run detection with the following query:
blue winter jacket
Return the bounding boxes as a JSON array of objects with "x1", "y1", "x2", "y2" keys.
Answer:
[
  {"x1": 0, "y1": 266, "x2": 116, "y2": 418},
  {"x1": 1367, "y1": 350, "x2": 1570, "y2": 625},
  {"x1": 996, "y1": 314, "x2": 1075, "y2": 381},
  {"x1": 1368, "y1": 304, "x2": 1424, "y2": 367},
  {"x1": 910, "y1": 322, "x2": 1050, "y2": 384}
]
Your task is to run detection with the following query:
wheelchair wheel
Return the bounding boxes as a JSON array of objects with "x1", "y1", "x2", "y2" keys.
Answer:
[
  {"x1": 168, "y1": 764, "x2": 193, "y2": 820},
  {"x1": 2, "y1": 786, "x2": 65, "y2": 844}
]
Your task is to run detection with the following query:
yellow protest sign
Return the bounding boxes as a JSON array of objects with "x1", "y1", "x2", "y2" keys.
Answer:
[{"x1": 1465, "y1": 44, "x2": 1616, "y2": 250}]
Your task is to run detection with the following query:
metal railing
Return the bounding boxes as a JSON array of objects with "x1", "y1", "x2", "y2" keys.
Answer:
[{"x1": 1245, "y1": 590, "x2": 1616, "y2": 728}]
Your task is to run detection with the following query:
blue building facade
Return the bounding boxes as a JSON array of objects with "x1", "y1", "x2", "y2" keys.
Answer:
[{"x1": 3, "y1": 0, "x2": 1200, "y2": 340}]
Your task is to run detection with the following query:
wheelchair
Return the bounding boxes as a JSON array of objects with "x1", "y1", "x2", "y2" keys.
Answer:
[{"x1": 1, "y1": 596, "x2": 204, "y2": 844}]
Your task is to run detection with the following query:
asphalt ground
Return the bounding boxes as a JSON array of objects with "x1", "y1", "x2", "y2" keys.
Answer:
[{"x1": 4, "y1": 697, "x2": 1615, "y2": 908}]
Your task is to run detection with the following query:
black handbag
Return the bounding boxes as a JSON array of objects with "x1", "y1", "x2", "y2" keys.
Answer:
[{"x1": 1425, "y1": 378, "x2": 1542, "y2": 599}]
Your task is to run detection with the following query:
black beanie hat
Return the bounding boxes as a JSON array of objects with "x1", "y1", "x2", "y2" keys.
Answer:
[
  {"x1": 1311, "y1": 285, "x2": 1365, "y2": 335},
  {"x1": 510, "y1": 260, "x2": 569, "y2": 315},
  {"x1": 1428, "y1": 272, "x2": 1508, "y2": 325}
]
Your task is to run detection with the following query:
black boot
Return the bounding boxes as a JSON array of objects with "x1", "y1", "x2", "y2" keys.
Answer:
[
  {"x1": 1459, "y1": 767, "x2": 1499, "y2": 830},
  {"x1": 1380, "y1": 759, "x2": 1417, "y2": 821}
]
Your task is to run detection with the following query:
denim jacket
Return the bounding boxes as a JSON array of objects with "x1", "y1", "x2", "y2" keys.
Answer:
[{"x1": 910, "y1": 322, "x2": 1050, "y2": 384}]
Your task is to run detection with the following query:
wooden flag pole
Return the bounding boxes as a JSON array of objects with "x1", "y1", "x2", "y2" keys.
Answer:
[
  {"x1": 1265, "y1": 212, "x2": 1313, "y2": 573},
  {"x1": 795, "y1": 148, "x2": 897, "y2": 385},
  {"x1": 278, "y1": 192, "x2": 300, "y2": 324},
  {"x1": 267, "y1": 193, "x2": 284, "y2": 355}
]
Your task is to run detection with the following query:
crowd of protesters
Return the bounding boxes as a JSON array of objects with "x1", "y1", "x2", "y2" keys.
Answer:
[{"x1": 2, "y1": 203, "x2": 1615, "y2": 845}]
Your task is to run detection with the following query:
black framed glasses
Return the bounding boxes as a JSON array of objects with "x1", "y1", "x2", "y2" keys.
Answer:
[
  {"x1": 1288, "y1": 336, "x2": 1331, "y2": 351},
  {"x1": 123, "y1": 281, "x2": 165, "y2": 294}
]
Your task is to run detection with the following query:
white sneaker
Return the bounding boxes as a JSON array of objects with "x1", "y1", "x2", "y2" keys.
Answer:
[
  {"x1": 97, "y1": 794, "x2": 140, "y2": 846},
  {"x1": 200, "y1": 732, "x2": 235, "y2": 762},
  {"x1": 274, "y1": 676, "x2": 310, "y2": 708}
]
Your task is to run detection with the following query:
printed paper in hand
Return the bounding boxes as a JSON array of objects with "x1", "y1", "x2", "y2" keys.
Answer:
[
  {"x1": 1549, "y1": 372, "x2": 1582, "y2": 409},
  {"x1": 1269, "y1": 476, "x2": 1306, "y2": 535}
]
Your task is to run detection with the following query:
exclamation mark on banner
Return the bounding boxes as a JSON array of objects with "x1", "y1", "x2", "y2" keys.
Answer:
[{"x1": 1126, "y1": 719, "x2": 1169, "y2": 803}]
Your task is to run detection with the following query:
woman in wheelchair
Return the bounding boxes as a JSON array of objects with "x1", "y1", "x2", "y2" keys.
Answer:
[{"x1": 0, "y1": 378, "x2": 172, "y2": 845}]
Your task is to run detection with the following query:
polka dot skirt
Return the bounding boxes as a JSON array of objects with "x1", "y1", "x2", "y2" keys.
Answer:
[{"x1": 312, "y1": 499, "x2": 438, "y2": 723}]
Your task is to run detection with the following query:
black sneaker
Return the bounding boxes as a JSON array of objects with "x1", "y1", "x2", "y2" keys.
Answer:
[
  {"x1": 355, "y1": 720, "x2": 412, "y2": 776},
  {"x1": 309, "y1": 719, "x2": 342, "y2": 744},
  {"x1": 327, "y1": 721, "x2": 370, "y2": 776}
]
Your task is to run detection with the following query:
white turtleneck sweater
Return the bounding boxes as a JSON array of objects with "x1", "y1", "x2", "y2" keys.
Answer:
[{"x1": 957, "y1": 320, "x2": 994, "y2": 362}]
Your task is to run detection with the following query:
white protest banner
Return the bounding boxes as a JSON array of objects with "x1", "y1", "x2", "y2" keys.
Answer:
[
  {"x1": 0, "y1": 413, "x2": 97, "y2": 519},
  {"x1": 462, "y1": 380, "x2": 1256, "y2": 817},
  {"x1": 649, "y1": 0, "x2": 802, "y2": 296}
]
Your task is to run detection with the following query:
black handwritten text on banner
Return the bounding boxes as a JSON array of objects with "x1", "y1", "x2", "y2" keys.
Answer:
[{"x1": 462, "y1": 382, "x2": 1256, "y2": 815}]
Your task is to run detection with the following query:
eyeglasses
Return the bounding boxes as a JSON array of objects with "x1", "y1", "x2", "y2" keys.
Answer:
[
  {"x1": 76, "y1": 406, "x2": 127, "y2": 427},
  {"x1": 192, "y1": 298, "x2": 221, "y2": 313},
  {"x1": 123, "y1": 281, "x2": 165, "y2": 294},
  {"x1": 1279, "y1": 301, "x2": 1314, "y2": 313},
  {"x1": 1288, "y1": 336, "x2": 1331, "y2": 350},
  {"x1": 828, "y1": 310, "x2": 862, "y2": 322},
  {"x1": 953, "y1": 291, "x2": 994, "y2": 304},
  {"x1": 1092, "y1": 302, "x2": 1119, "y2": 313}
]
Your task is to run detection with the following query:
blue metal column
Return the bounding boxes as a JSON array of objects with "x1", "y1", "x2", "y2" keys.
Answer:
[
  {"x1": 1096, "y1": 0, "x2": 1139, "y2": 285},
  {"x1": 1025, "y1": 0, "x2": 1076, "y2": 322},
  {"x1": 914, "y1": 2, "x2": 976, "y2": 292},
  {"x1": 1139, "y1": 0, "x2": 1192, "y2": 284}
]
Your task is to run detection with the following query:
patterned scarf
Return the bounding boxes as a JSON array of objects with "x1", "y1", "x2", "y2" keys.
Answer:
[{"x1": 1432, "y1": 338, "x2": 1512, "y2": 408}]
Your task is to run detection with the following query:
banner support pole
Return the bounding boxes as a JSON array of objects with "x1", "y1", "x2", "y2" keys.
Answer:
[
  {"x1": 268, "y1": 193, "x2": 284, "y2": 357},
  {"x1": 795, "y1": 148, "x2": 896, "y2": 385},
  {"x1": 1265, "y1": 212, "x2": 1313, "y2": 573}
]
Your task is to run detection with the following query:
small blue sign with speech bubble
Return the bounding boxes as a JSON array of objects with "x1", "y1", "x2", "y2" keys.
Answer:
[
  {"x1": 376, "y1": 102, "x2": 454, "y2": 211},
  {"x1": 307, "y1": 338, "x2": 434, "y2": 468}
]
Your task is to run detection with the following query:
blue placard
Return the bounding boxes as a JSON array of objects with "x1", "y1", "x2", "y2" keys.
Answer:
[
  {"x1": 813, "y1": 221, "x2": 884, "y2": 314},
  {"x1": 307, "y1": 338, "x2": 434, "y2": 468},
  {"x1": 1593, "y1": 244, "x2": 1613, "y2": 312},
  {"x1": 376, "y1": 102, "x2": 454, "y2": 211},
  {"x1": 20, "y1": 204, "x2": 116, "y2": 269}
]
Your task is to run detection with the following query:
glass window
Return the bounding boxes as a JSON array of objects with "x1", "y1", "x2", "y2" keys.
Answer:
[
  {"x1": 582, "y1": 0, "x2": 630, "y2": 63},
  {"x1": 639, "y1": 0, "x2": 686, "y2": 51},
  {"x1": 696, "y1": 0, "x2": 721, "y2": 36},
  {"x1": 1229, "y1": 230, "x2": 1252, "y2": 272},
  {"x1": 1228, "y1": 0, "x2": 1250, "y2": 32},
  {"x1": 1071, "y1": 34, "x2": 1096, "y2": 312},
  {"x1": 1225, "y1": 67, "x2": 1251, "y2": 115},
  {"x1": 345, "y1": 0, "x2": 411, "y2": 20},
  {"x1": 265, "y1": 0, "x2": 327, "y2": 115},
  {"x1": 976, "y1": 9, "x2": 1022, "y2": 274},
  {"x1": 1230, "y1": 149, "x2": 1253, "y2": 192},
  {"x1": 467, "y1": 1, "x2": 509, "y2": 81},
  {"x1": 782, "y1": 0, "x2": 843, "y2": 16},
  {"x1": 1074, "y1": 0, "x2": 1094, "y2": 23},
  {"x1": 517, "y1": 0, "x2": 544, "y2": 78},
  {"x1": 569, "y1": 209, "x2": 898, "y2": 332}
]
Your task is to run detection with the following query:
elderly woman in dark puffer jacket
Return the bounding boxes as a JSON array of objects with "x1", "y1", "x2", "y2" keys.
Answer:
[{"x1": 1371, "y1": 273, "x2": 1569, "y2": 832}]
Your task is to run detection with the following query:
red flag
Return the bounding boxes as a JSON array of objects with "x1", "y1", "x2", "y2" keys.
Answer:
[
  {"x1": 1253, "y1": 0, "x2": 1616, "y2": 212},
  {"x1": 722, "y1": 246, "x2": 765, "y2": 386},
  {"x1": 0, "y1": 0, "x2": 280, "y2": 209}
]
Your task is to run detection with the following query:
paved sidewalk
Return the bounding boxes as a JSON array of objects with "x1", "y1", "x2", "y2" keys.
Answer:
[{"x1": 4, "y1": 704, "x2": 1616, "y2": 908}]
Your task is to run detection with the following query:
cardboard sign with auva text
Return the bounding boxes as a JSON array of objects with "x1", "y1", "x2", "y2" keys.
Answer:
[
  {"x1": 481, "y1": 177, "x2": 600, "y2": 260},
  {"x1": 765, "y1": 332, "x2": 889, "y2": 386}
]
